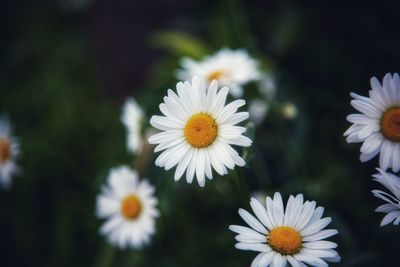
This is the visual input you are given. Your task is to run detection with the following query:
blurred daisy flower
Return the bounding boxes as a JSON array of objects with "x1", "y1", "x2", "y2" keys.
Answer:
[
  {"x1": 372, "y1": 169, "x2": 400, "y2": 226},
  {"x1": 148, "y1": 77, "x2": 252, "y2": 187},
  {"x1": 229, "y1": 192, "x2": 340, "y2": 267},
  {"x1": 121, "y1": 98, "x2": 144, "y2": 154},
  {"x1": 0, "y1": 116, "x2": 20, "y2": 189},
  {"x1": 249, "y1": 99, "x2": 268, "y2": 126},
  {"x1": 344, "y1": 73, "x2": 400, "y2": 171},
  {"x1": 177, "y1": 48, "x2": 261, "y2": 98},
  {"x1": 96, "y1": 166, "x2": 159, "y2": 249},
  {"x1": 258, "y1": 74, "x2": 277, "y2": 100}
]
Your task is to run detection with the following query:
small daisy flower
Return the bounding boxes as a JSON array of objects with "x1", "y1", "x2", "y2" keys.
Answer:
[
  {"x1": 249, "y1": 99, "x2": 268, "y2": 126},
  {"x1": 344, "y1": 73, "x2": 400, "y2": 171},
  {"x1": 0, "y1": 116, "x2": 20, "y2": 189},
  {"x1": 121, "y1": 98, "x2": 144, "y2": 154},
  {"x1": 229, "y1": 192, "x2": 340, "y2": 267},
  {"x1": 96, "y1": 166, "x2": 159, "y2": 249},
  {"x1": 258, "y1": 75, "x2": 277, "y2": 100},
  {"x1": 372, "y1": 169, "x2": 400, "y2": 226},
  {"x1": 177, "y1": 48, "x2": 261, "y2": 98},
  {"x1": 148, "y1": 77, "x2": 252, "y2": 187}
]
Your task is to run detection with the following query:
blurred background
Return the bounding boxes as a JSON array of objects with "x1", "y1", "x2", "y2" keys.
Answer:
[{"x1": 1, "y1": 0, "x2": 400, "y2": 266}]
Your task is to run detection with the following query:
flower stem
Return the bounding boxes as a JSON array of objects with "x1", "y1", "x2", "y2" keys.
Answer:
[
  {"x1": 95, "y1": 243, "x2": 116, "y2": 267},
  {"x1": 233, "y1": 167, "x2": 250, "y2": 203}
]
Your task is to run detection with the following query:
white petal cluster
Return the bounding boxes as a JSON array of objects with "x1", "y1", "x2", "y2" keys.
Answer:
[
  {"x1": 177, "y1": 48, "x2": 261, "y2": 97},
  {"x1": 230, "y1": 192, "x2": 340, "y2": 267},
  {"x1": 148, "y1": 77, "x2": 252, "y2": 186},
  {"x1": 344, "y1": 73, "x2": 400, "y2": 171},
  {"x1": 0, "y1": 116, "x2": 20, "y2": 189},
  {"x1": 372, "y1": 169, "x2": 400, "y2": 226},
  {"x1": 96, "y1": 166, "x2": 159, "y2": 249},
  {"x1": 121, "y1": 98, "x2": 144, "y2": 154}
]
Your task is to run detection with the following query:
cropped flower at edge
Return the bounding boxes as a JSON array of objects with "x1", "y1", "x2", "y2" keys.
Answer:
[
  {"x1": 177, "y1": 48, "x2": 261, "y2": 98},
  {"x1": 96, "y1": 166, "x2": 159, "y2": 249},
  {"x1": 372, "y1": 169, "x2": 400, "y2": 227},
  {"x1": 229, "y1": 192, "x2": 340, "y2": 267},
  {"x1": 121, "y1": 97, "x2": 144, "y2": 154},
  {"x1": 148, "y1": 76, "x2": 252, "y2": 187},
  {"x1": 0, "y1": 116, "x2": 20, "y2": 189},
  {"x1": 344, "y1": 73, "x2": 400, "y2": 171}
]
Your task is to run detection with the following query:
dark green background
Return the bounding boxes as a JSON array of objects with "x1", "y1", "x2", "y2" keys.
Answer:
[{"x1": 1, "y1": 0, "x2": 400, "y2": 266}]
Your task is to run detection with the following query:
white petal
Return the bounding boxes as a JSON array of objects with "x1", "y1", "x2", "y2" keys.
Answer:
[
  {"x1": 250, "y1": 197, "x2": 274, "y2": 230},
  {"x1": 238, "y1": 208, "x2": 268, "y2": 234}
]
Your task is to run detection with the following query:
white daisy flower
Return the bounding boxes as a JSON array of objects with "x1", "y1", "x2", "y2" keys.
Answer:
[
  {"x1": 372, "y1": 169, "x2": 400, "y2": 226},
  {"x1": 148, "y1": 77, "x2": 252, "y2": 187},
  {"x1": 229, "y1": 192, "x2": 340, "y2": 267},
  {"x1": 344, "y1": 73, "x2": 400, "y2": 171},
  {"x1": 121, "y1": 98, "x2": 144, "y2": 154},
  {"x1": 0, "y1": 116, "x2": 20, "y2": 189},
  {"x1": 96, "y1": 166, "x2": 159, "y2": 249},
  {"x1": 177, "y1": 48, "x2": 261, "y2": 98}
]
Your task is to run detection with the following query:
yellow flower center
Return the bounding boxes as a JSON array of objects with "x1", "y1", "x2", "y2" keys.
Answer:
[
  {"x1": 120, "y1": 195, "x2": 142, "y2": 220},
  {"x1": 184, "y1": 113, "x2": 218, "y2": 148},
  {"x1": 381, "y1": 107, "x2": 400, "y2": 142},
  {"x1": 207, "y1": 70, "x2": 224, "y2": 82},
  {"x1": 0, "y1": 138, "x2": 11, "y2": 163},
  {"x1": 267, "y1": 226, "x2": 302, "y2": 255}
]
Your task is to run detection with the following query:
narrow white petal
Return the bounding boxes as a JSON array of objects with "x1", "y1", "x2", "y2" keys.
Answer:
[{"x1": 238, "y1": 208, "x2": 268, "y2": 234}]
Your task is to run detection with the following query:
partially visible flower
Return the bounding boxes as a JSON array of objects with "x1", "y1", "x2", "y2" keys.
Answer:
[
  {"x1": 148, "y1": 77, "x2": 252, "y2": 187},
  {"x1": 282, "y1": 102, "x2": 298, "y2": 120},
  {"x1": 344, "y1": 73, "x2": 400, "y2": 171},
  {"x1": 229, "y1": 192, "x2": 340, "y2": 267},
  {"x1": 249, "y1": 99, "x2": 268, "y2": 126},
  {"x1": 121, "y1": 98, "x2": 144, "y2": 154},
  {"x1": 258, "y1": 75, "x2": 277, "y2": 100},
  {"x1": 177, "y1": 48, "x2": 261, "y2": 98},
  {"x1": 96, "y1": 166, "x2": 159, "y2": 249},
  {"x1": 0, "y1": 116, "x2": 20, "y2": 189},
  {"x1": 372, "y1": 169, "x2": 400, "y2": 226}
]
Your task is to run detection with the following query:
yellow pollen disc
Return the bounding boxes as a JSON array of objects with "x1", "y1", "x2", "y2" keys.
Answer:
[
  {"x1": 267, "y1": 226, "x2": 302, "y2": 255},
  {"x1": 184, "y1": 113, "x2": 218, "y2": 148},
  {"x1": 207, "y1": 70, "x2": 224, "y2": 82},
  {"x1": 120, "y1": 195, "x2": 142, "y2": 220},
  {"x1": 0, "y1": 138, "x2": 11, "y2": 163},
  {"x1": 381, "y1": 107, "x2": 400, "y2": 142}
]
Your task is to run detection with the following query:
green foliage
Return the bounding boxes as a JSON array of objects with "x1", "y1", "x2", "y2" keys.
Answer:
[{"x1": 2, "y1": 0, "x2": 400, "y2": 267}]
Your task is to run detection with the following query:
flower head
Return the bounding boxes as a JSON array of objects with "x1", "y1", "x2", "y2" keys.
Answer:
[
  {"x1": 177, "y1": 48, "x2": 261, "y2": 98},
  {"x1": 121, "y1": 98, "x2": 144, "y2": 154},
  {"x1": 344, "y1": 73, "x2": 400, "y2": 171},
  {"x1": 372, "y1": 169, "x2": 400, "y2": 226},
  {"x1": 0, "y1": 116, "x2": 20, "y2": 189},
  {"x1": 229, "y1": 192, "x2": 340, "y2": 267},
  {"x1": 249, "y1": 99, "x2": 268, "y2": 126},
  {"x1": 96, "y1": 166, "x2": 159, "y2": 249},
  {"x1": 148, "y1": 77, "x2": 252, "y2": 186}
]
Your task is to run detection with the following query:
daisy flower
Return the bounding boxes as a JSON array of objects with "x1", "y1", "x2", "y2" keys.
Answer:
[
  {"x1": 148, "y1": 77, "x2": 252, "y2": 187},
  {"x1": 121, "y1": 97, "x2": 144, "y2": 154},
  {"x1": 249, "y1": 99, "x2": 268, "y2": 126},
  {"x1": 96, "y1": 166, "x2": 159, "y2": 249},
  {"x1": 229, "y1": 192, "x2": 340, "y2": 267},
  {"x1": 372, "y1": 169, "x2": 400, "y2": 226},
  {"x1": 0, "y1": 116, "x2": 20, "y2": 189},
  {"x1": 177, "y1": 48, "x2": 261, "y2": 98},
  {"x1": 344, "y1": 73, "x2": 400, "y2": 171}
]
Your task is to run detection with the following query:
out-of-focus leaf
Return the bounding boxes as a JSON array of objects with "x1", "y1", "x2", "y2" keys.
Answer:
[{"x1": 150, "y1": 31, "x2": 210, "y2": 59}]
